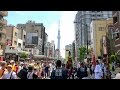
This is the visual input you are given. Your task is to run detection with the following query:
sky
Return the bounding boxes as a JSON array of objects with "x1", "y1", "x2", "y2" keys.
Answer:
[{"x1": 5, "y1": 11, "x2": 77, "y2": 58}]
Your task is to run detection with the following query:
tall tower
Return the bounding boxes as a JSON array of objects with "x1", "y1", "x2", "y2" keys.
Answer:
[{"x1": 57, "y1": 21, "x2": 61, "y2": 59}]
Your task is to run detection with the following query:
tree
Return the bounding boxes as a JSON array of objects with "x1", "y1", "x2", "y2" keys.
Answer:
[
  {"x1": 20, "y1": 52, "x2": 28, "y2": 59},
  {"x1": 79, "y1": 46, "x2": 87, "y2": 61},
  {"x1": 110, "y1": 54, "x2": 118, "y2": 63}
]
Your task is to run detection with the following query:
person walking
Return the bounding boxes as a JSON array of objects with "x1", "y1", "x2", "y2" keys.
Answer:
[
  {"x1": 17, "y1": 63, "x2": 28, "y2": 79},
  {"x1": 77, "y1": 62, "x2": 87, "y2": 79},
  {"x1": 50, "y1": 60, "x2": 68, "y2": 79},
  {"x1": 94, "y1": 60, "x2": 103, "y2": 79},
  {"x1": 27, "y1": 64, "x2": 38, "y2": 79}
]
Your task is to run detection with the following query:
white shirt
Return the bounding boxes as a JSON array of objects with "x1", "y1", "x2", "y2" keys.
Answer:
[
  {"x1": 2, "y1": 71, "x2": 17, "y2": 79},
  {"x1": 94, "y1": 64, "x2": 103, "y2": 79}
]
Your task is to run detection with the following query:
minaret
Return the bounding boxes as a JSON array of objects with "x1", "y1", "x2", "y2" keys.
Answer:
[{"x1": 57, "y1": 20, "x2": 61, "y2": 59}]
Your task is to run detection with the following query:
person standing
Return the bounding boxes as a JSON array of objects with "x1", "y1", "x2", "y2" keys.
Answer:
[
  {"x1": 94, "y1": 60, "x2": 103, "y2": 79},
  {"x1": 2, "y1": 65, "x2": 17, "y2": 79},
  {"x1": 77, "y1": 62, "x2": 87, "y2": 79},
  {"x1": 0, "y1": 61, "x2": 7, "y2": 79},
  {"x1": 50, "y1": 60, "x2": 68, "y2": 79},
  {"x1": 17, "y1": 64, "x2": 28, "y2": 79},
  {"x1": 27, "y1": 65, "x2": 38, "y2": 79}
]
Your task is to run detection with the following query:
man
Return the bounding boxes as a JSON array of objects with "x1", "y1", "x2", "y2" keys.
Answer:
[
  {"x1": 77, "y1": 62, "x2": 87, "y2": 79},
  {"x1": 17, "y1": 63, "x2": 28, "y2": 79},
  {"x1": 2, "y1": 65, "x2": 17, "y2": 79},
  {"x1": 0, "y1": 61, "x2": 7, "y2": 79},
  {"x1": 10, "y1": 60, "x2": 16, "y2": 72},
  {"x1": 27, "y1": 64, "x2": 38, "y2": 79},
  {"x1": 94, "y1": 60, "x2": 103, "y2": 79},
  {"x1": 50, "y1": 60, "x2": 68, "y2": 79}
]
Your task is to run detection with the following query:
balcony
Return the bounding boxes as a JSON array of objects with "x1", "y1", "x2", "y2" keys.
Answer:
[
  {"x1": 0, "y1": 11, "x2": 8, "y2": 16},
  {"x1": 0, "y1": 18, "x2": 7, "y2": 25}
]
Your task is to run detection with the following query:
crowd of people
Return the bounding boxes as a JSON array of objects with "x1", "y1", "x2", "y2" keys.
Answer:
[{"x1": 0, "y1": 59, "x2": 120, "y2": 79}]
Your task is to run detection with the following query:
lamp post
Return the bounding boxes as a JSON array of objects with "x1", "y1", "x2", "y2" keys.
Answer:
[{"x1": 74, "y1": 21, "x2": 89, "y2": 55}]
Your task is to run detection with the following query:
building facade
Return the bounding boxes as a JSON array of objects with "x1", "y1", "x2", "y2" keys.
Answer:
[
  {"x1": 0, "y1": 11, "x2": 8, "y2": 56},
  {"x1": 5, "y1": 25, "x2": 18, "y2": 49},
  {"x1": 17, "y1": 20, "x2": 46, "y2": 55},
  {"x1": 113, "y1": 11, "x2": 120, "y2": 58},
  {"x1": 72, "y1": 40, "x2": 75, "y2": 61},
  {"x1": 17, "y1": 28, "x2": 26, "y2": 51},
  {"x1": 46, "y1": 41, "x2": 55, "y2": 58},
  {"x1": 90, "y1": 18, "x2": 113, "y2": 59},
  {"x1": 74, "y1": 11, "x2": 112, "y2": 58},
  {"x1": 65, "y1": 44, "x2": 72, "y2": 61}
]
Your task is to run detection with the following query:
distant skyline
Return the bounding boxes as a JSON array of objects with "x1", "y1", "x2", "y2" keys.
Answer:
[{"x1": 5, "y1": 11, "x2": 77, "y2": 58}]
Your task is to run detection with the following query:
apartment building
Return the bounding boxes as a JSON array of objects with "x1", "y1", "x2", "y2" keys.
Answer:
[
  {"x1": 90, "y1": 18, "x2": 113, "y2": 59},
  {"x1": 17, "y1": 28, "x2": 26, "y2": 51},
  {"x1": 74, "y1": 11, "x2": 112, "y2": 58},
  {"x1": 5, "y1": 25, "x2": 18, "y2": 49},
  {"x1": 113, "y1": 11, "x2": 120, "y2": 58},
  {"x1": 0, "y1": 11, "x2": 8, "y2": 56},
  {"x1": 17, "y1": 20, "x2": 46, "y2": 55}
]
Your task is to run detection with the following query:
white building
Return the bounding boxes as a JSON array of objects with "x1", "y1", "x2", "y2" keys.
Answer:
[
  {"x1": 46, "y1": 41, "x2": 55, "y2": 58},
  {"x1": 17, "y1": 38, "x2": 23, "y2": 52}
]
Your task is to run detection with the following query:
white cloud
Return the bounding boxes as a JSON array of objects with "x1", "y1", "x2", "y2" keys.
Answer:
[{"x1": 46, "y1": 11, "x2": 77, "y2": 58}]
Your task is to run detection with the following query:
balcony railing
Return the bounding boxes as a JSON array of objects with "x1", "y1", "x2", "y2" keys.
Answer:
[
  {"x1": 0, "y1": 11, "x2": 8, "y2": 16},
  {"x1": 0, "y1": 18, "x2": 7, "y2": 25}
]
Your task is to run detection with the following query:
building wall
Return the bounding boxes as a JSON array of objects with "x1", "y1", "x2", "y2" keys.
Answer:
[
  {"x1": 0, "y1": 11, "x2": 8, "y2": 55},
  {"x1": 90, "y1": 19, "x2": 113, "y2": 58},
  {"x1": 12, "y1": 27, "x2": 18, "y2": 49},
  {"x1": 112, "y1": 11, "x2": 120, "y2": 56},
  {"x1": 17, "y1": 21, "x2": 46, "y2": 55},
  {"x1": 74, "y1": 11, "x2": 112, "y2": 58},
  {"x1": 17, "y1": 38, "x2": 23, "y2": 51},
  {"x1": 65, "y1": 44, "x2": 72, "y2": 60},
  {"x1": 5, "y1": 26, "x2": 18, "y2": 49}
]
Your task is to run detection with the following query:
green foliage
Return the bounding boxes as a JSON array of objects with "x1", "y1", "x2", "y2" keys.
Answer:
[
  {"x1": 20, "y1": 52, "x2": 28, "y2": 59},
  {"x1": 79, "y1": 46, "x2": 87, "y2": 61},
  {"x1": 110, "y1": 54, "x2": 117, "y2": 63}
]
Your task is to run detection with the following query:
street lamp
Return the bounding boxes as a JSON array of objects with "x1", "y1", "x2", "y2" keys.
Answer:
[{"x1": 74, "y1": 21, "x2": 89, "y2": 55}]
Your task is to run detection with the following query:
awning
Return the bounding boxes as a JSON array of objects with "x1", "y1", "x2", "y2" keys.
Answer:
[{"x1": 18, "y1": 51, "x2": 30, "y2": 54}]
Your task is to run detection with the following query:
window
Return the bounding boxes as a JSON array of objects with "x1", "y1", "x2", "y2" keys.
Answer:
[
  {"x1": 24, "y1": 35, "x2": 25, "y2": 39},
  {"x1": 97, "y1": 15, "x2": 101, "y2": 17},
  {"x1": 14, "y1": 41, "x2": 17, "y2": 45},
  {"x1": 0, "y1": 33, "x2": 2, "y2": 38},
  {"x1": 23, "y1": 42, "x2": 25, "y2": 46},
  {"x1": 113, "y1": 16, "x2": 118, "y2": 24},
  {"x1": 0, "y1": 45, "x2": 3, "y2": 49},
  {"x1": 114, "y1": 32, "x2": 119, "y2": 40},
  {"x1": 15, "y1": 32, "x2": 17, "y2": 37},
  {"x1": 99, "y1": 27, "x2": 105, "y2": 31},
  {"x1": 18, "y1": 43, "x2": 21, "y2": 48}
]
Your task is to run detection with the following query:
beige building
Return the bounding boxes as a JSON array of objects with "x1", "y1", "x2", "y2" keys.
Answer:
[
  {"x1": 65, "y1": 44, "x2": 72, "y2": 61},
  {"x1": 17, "y1": 20, "x2": 46, "y2": 55},
  {"x1": 90, "y1": 18, "x2": 113, "y2": 59},
  {"x1": 5, "y1": 26, "x2": 18, "y2": 49},
  {"x1": 0, "y1": 11, "x2": 8, "y2": 56}
]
